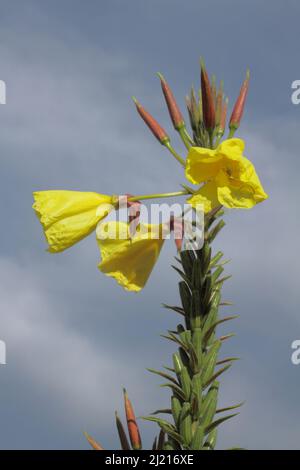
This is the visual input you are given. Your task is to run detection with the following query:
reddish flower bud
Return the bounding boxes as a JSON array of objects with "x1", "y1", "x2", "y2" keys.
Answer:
[
  {"x1": 123, "y1": 388, "x2": 142, "y2": 450},
  {"x1": 115, "y1": 412, "x2": 131, "y2": 450},
  {"x1": 200, "y1": 60, "x2": 215, "y2": 131},
  {"x1": 170, "y1": 216, "x2": 184, "y2": 252},
  {"x1": 215, "y1": 82, "x2": 224, "y2": 127},
  {"x1": 157, "y1": 73, "x2": 185, "y2": 130},
  {"x1": 219, "y1": 97, "x2": 228, "y2": 133},
  {"x1": 84, "y1": 432, "x2": 104, "y2": 450},
  {"x1": 132, "y1": 97, "x2": 169, "y2": 144},
  {"x1": 229, "y1": 70, "x2": 250, "y2": 130}
]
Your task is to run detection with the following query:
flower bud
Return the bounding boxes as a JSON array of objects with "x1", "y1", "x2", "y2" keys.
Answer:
[
  {"x1": 123, "y1": 388, "x2": 142, "y2": 450},
  {"x1": 219, "y1": 97, "x2": 228, "y2": 134},
  {"x1": 84, "y1": 432, "x2": 104, "y2": 450},
  {"x1": 157, "y1": 73, "x2": 185, "y2": 130},
  {"x1": 186, "y1": 88, "x2": 200, "y2": 132},
  {"x1": 132, "y1": 97, "x2": 169, "y2": 144},
  {"x1": 200, "y1": 60, "x2": 215, "y2": 131},
  {"x1": 170, "y1": 216, "x2": 184, "y2": 252},
  {"x1": 115, "y1": 412, "x2": 131, "y2": 450},
  {"x1": 215, "y1": 82, "x2": 224, "y2": 127},
  {"x1": 229, "y1": 70, "x2": 250, "y2": 131}
]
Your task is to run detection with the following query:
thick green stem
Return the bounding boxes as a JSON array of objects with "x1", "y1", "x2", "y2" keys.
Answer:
[{"x1": 147, "y1": 209, "x2": 238, "y2": 450}]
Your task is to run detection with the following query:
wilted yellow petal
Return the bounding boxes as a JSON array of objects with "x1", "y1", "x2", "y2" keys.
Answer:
[
  {"x1": 187, "y1": 181, "x2": 219, "y2": 213},
  {"x1": 185, "y1": 147, "x2": 222, "y2": 185},
  {"x1": 185, "y1": 139, "x2": 268, "y2": 211},
  {"x1": 217, "y1": 138, "x2": 245, "y2": 159},
  {"x1": 33, "y1": 190, "x2": 115, "y2": 252},
  {"x1": 97, "y1": 222, "x2": 165, "y2": 292},
  {"x1": 216, "y1": 159, "x2": 268, "y2": 209}
]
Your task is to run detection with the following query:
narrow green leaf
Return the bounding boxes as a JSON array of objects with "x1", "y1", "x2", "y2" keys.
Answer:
[
  {"x1": 203, "y1": 315, "x2": 239, "y2": 346},
  {"x1": 204, "y1": 363, "x2": 231, "y2": 388},
  {"x1": 216, "y1": 402, "x2": 244, "y2": 414},
  {"x1": 171, "y1": 396, "x2": 182, "y2": 427},
  {"x1": 201, "y1": 340, "x2": 221, "y2": 386},
  {"x1": 209, "y1": 251, "x2": 223, "y2": 269},
  {"x1": 179, "y1": 403, "x2": 192, "y2": 447},
  {"x1": 163, "y1": 303, "x2": 185, "y2": 316},
  {"x1": 215, "y1": 274, "x2": 232, "y2": 286},
  {"x1": 192, "y1": 328, "x2": 203, "y2": 365},
  {"x1": 157, "y1": 430, "x2": 165, "y2": 450},
  {"x1": 173, "y1": 266, "x2": 192, "y2": 288},
  {"x1": 192, "y1": 258, "x2": 202, "y2": 290},
  {"x1": 211, "y1": 265, "x2": 224, "y2": 284},
  {"x1": 201, "y1": 382, "x2": 219, "y2": 427},
  {"x1": 160, "y1": 383, "x2": 186, "y2": 401},
  {"x1": 180, "y1": 366, "x2": 192, "y2": 400},
  {"x1": 151, "y1": 408, "x2": 172, "y2": 415},
  {"x1": 147, "y1": 368, "x2": 178, "y2": 386},
  {"x1": 204, "y1": 413, "x2": 239, "y2": 435},
  {"x1": 203, "y1": 428, "x2": 217, "y2": 450},
  {"x1": 191, "y1": 425, "x2": 204, "y2": 450},
  {"x1": 207, "y1": 220, "x2": 226, "y2": 243},
  {"x1": 179, "y1": 281, "x2": 191, "y2": 315}
]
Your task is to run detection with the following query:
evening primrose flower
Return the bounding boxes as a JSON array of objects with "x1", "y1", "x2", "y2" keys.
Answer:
[
  {"x1": 33, "y1": 190, "x2": 117, "y2": 253},
  {"x1": 97, "y1": 222, "x2": 167, "y2": 292},
  {"x1": 185, "y1": 138, "x2": 268, "y2": 212}
]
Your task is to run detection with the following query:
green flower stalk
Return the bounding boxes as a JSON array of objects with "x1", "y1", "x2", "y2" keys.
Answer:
[{"x1": 145, "y1": 209, "x2": 241, "y2": 450}]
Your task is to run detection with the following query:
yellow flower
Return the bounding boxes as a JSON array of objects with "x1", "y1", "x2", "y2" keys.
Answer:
[
  {"x1": 97, "y1": 222, "x2": 167, "y2": 292},
  {"x1": 33, "y1": 190, "x2": 116, "y2": 253},
  {"x1": 185, "y1": 138, "x2": 268, "y2": 212}
]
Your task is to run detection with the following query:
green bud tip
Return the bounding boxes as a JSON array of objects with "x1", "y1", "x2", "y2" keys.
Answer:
[
  {"x1": 157, "y1": 72, "x2": 165, "y2": 82},
  {"x1": 132, "y1": 96, "x2": 139, "y2": 105}
]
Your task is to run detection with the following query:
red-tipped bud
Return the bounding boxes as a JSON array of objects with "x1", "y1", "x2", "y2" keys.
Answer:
[
  {"x1": 229, "y1": 70, "x2": 250, "y2": 130},
  {"x1": 219, "y1": 97, "x2": 228, "y2": 133},
  {"x1": 123, "y1": 388, "x2": 142, "y2": 450},
  {"x1": 115, "y1": 412, "x2": 131, "y2": 450},
  {"x1": 132, "y1": 97, "x2": 169, "y2": 144},
  {"x1": 211, "y1": 74, "x2": 217, "y2": 104},
  {"x1": 215, "y1": 82, "x2": 224, "y2": 127},
  {"x1": 170, "y1": 216, "x2": 184, "y2": 252},
  {"x1": 157, "y1": 73, "x2": 185, "y2": 130},
  {"x1": 84, "y1": 432, "x2": 104, "y2": 450},
  {"x1": 200, "y1": 60, "x2": 215, "y2": 131}
]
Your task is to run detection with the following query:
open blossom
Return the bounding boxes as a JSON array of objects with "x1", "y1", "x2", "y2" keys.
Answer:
[
  {"x1": 185, "y1": 138, "x2": 268, "y2": 212},
  {"x1": 33, "y1": 190, "x2": 116, "y2": 253},
  {"x1": 97, "y1": 222, "x2": 167, "y2": 292}
]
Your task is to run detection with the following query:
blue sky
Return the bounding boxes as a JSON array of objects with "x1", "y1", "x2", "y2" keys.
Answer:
[{"x1": 0, "y1": 0, "x2": 300, "y2": 449}]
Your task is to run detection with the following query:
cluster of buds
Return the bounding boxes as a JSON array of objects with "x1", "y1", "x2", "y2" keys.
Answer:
[
  {"x1": 133, "y1": 59, "x2": 249, "y2": 153},
  {"x1": 186, "y1": 60, "x2": 249, "y2": 147}
]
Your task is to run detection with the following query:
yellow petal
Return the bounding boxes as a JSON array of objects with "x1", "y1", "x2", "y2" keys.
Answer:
[
  {"x1": 217, "y1": 138, "x2": 245, "y2": 159},
  {"x1": 216, "y1": 160, "x2": 268, "y2": 209},
  {"x1": 185, "y1": 147, "x2": 222, "y2": 185},
  {"x1": 97, "y1": 222, "x2": 165, "y2": 292},
  {"x1": 33, "y1": 190, "x2": 115, "y2": 252},
  {"x1": 185, "y1": 139, "x2": 245, "y2": 185},
  {"x1": 187, "y1": 181, "x2": 219, "y2": 213}
]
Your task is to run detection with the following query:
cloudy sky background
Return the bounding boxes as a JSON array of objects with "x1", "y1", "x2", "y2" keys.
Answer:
[{"x1": 0, "y1": 0, "x2": 300, "y2": 449}]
